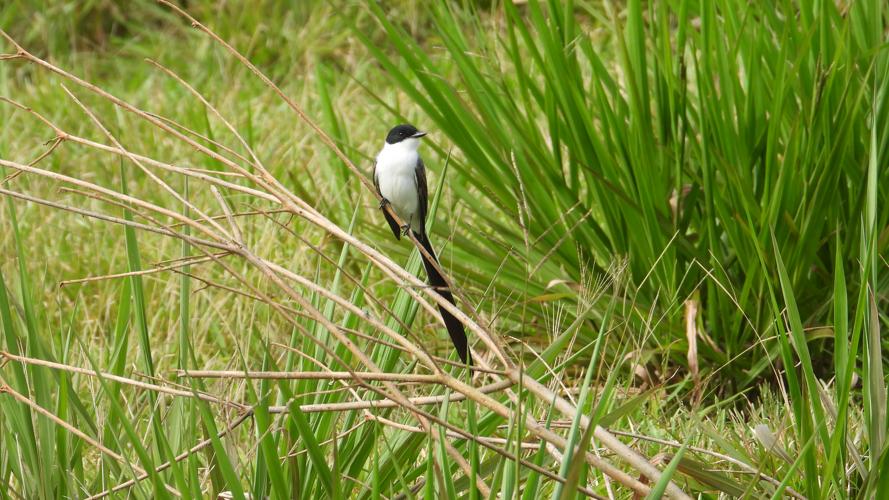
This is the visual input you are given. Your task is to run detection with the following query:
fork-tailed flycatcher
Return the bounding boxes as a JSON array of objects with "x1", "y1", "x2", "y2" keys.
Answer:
[{"x1": 373, "y1": 124, "x2": 470, "y2": 365}]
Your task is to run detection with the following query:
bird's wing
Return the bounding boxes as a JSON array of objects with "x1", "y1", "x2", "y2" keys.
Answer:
[
  {"x1": 415, "y1": 156, "x2": 429, "y2": 236},
  {"x1": 374, "y1": 160, "x2": 402, "y2": 240}
]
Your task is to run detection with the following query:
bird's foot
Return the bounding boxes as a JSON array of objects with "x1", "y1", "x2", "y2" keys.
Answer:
[
  {"x1": 379, "y1": 198, "x2": 391, "y2": 210},
  {"x1": 400, "y1": 224, "x2": 411, "y2": 236}
]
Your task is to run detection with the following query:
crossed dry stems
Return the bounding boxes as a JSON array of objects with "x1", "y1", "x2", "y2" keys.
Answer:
[{"x1": 0, "y1": 3, "x2": 694, "y2": 498}]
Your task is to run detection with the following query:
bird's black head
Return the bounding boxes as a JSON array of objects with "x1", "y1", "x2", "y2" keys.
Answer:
[{"x1": 386, "y1": 124, "x2": 426, "y2": 144}]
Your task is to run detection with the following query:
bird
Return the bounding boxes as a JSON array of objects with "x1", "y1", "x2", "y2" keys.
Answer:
[{"x1": 373, "y1": 124, "x2": 470, "y2": 365}]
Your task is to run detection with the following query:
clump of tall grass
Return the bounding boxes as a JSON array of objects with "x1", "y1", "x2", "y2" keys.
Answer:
[
  {"x1": 367, "y1": 0, "x2": 888, "y2": 388},
  {"x1": 365, "y1": 0, "x2": 888, "y2": 496}
]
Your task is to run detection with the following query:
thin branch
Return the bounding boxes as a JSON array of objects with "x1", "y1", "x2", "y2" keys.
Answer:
[
  {"x1": 272, "y1": 379, "x2": 514, "y2": 413},
  {"x1": 210, "y1": 185, "x2": 243, "y2": 244},
  {"x1": 59, "y1": 252, "x2": 231, "y2": 287},
  {"x1": 0, "y1": 351, "x2": 246, "y2": 410},
  {"x1": 177, "y1": 369, "x2": 442, "y2": 383}
]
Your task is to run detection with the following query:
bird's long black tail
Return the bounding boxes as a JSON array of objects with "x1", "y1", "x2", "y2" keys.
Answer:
[{"x1": 414, "y1": 231, "x2": 470, "y2": 365}]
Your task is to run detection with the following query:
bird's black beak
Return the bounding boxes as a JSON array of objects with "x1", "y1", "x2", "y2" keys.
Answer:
[{"x1": 411, "y1": 131, "x2": 427, "y2": 138}]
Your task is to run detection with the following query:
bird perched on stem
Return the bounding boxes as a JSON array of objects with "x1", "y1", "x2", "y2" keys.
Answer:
[{"x1": 373, "y1": 124, "x2": 470, "y2": 365}]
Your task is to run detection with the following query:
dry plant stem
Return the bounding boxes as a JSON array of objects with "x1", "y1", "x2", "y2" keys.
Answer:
[
  {"x1": 0, "y1": 137, "x2": 63, "y2": 184},
  {"x1": 32, "y1": 136, "x2": 64, "y2": 165},
  {"x1": 375, "y1": 414, "x2": 540, "y2": 450},
  {"x1": 58, "y1": 186, "x2": 174, "y2": 231},
  {"x1": 273, "y1": 338, "x2": 505, "y2": 375},
  {"x1": 70, "y1": 134, "x2": 277, "y2": 201},
  {"x1": 59, "y1": 252, "x2": 230, "y2": 287},
  {"x1": 148, "y1": 111, "x2": 257, "y2": 169},
  {"x1": 181, "y1": 166, "x2": 246, "y2": 177},
  {"x1": 167, "y1": 207, "x2": 289, "y2": 227},
  {"x1": 0, "y1": 351, "x2": 246, "y2": 410},
  {"x1": 270, "y1": 379, "x2": 514, "y2": 413},
  {"x1": 0, "y1": 379, "x2": 182, "y2": 498},
  {"x1": 210, "y1": 185, "x2": 243, "y2": 242},
  {"x1": 179, "y1": 370, "x2": 442, "y2": 383}
]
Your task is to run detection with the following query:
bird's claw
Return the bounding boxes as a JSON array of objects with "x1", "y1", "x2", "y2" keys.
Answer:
[
  {"x1": 400, "y1": 224, "x2": 411, "y2": 236},
  {"x1": 379, "y1": 198, "x2": 390, "y2": 210}
]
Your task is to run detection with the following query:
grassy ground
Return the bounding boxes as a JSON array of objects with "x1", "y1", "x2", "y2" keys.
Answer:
[{"x1": 1, "y1": 0, "x2": 887, "y2": 499}]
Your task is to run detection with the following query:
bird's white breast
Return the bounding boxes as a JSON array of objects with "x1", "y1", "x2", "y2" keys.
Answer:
[{"x1": 376, "y1": 141, "x2": 420, "y2": 225}]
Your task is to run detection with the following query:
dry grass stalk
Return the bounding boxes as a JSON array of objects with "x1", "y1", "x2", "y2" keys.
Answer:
[
  {"x1": 59, "y1": 251, "x2": 232, "y2": 287},
  {"x1": 178, "y1": 369, "x2": 443, "y2": 383},
  {"x1": 1, "y1": 351, "x2": 246, "y2": 410},
  {"x1": 685, "y1": 298, "x2": 701, "y2": 404}
]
